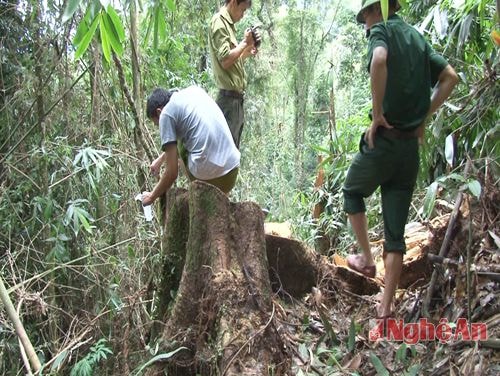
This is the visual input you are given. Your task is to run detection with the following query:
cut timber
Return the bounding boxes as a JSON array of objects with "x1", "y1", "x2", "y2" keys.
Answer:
[
  {"x1": 375, "y1": 221, "x2": 435, "y2": 289},
  {"x1": 265, "y1": 235, "x2": 318, "y2": 298},
  {"x1": 331, "y1": 215, "x2": 454, "y2": 292},
  {"x1": 264, "y1": 222, "x2": 292, "y2": 238},
  {"x1": 266, "y1": 236, "x2": 379, "y2": 297},
  {"x1": 146, "y1": 182, "x2": 289, "y2": 376}
]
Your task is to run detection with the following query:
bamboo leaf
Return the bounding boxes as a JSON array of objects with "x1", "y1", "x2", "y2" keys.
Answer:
[
  {"x1": 102, "y1": 13, "x2": 124, "y2": 55},
  {"x1": 419, "y1": 6, "x2": 435, "y2": 34},
  {"x1": 369, "y1": 352, "x2": 390, "y2": 376},
  {"x1": 62, "y1": 0, "x2": 82, "y2": 23},
  {"x1": 444, "y1": 134, "x2": 454, "y2": 167},
  {"x1": 458, "y1": 13, "x2": 473, "y2": 47},
  {"x1": 133, "y1": 347, "x2": 189, "y2": 375},
  {"x1": 50, "y1": 349, "x2": 68, "y2": 371},
  {"x1": 73, "y1": 11, "x2": 90, "y2": 46},
  {"x1": 395, "y1": 343, "x2": 407, "y2": 363},
  {"x1": 166, "y1": 0, "x2": 176, "y2": 12},
  {"x1": 347, "y1": 318, "x2": 356, "y2": 352},
  {"x1": 157, "y1": 8, "x2": 167, "y2": 41},
  {"x1": 423, "y1": 181, "x2": 438, "y2": 218},
  {"x1": 106, "y1": 5, "x2": 125, "y2": 41},
  {"x1": 153, "y1": 5, "x2": 160, "y2": 50},
  {"x1": 74, "y1": 14, "x2": 100, "y2": 60},
  {"x1": 99, "y1": 13, "x2": 112, "y2": 63},
  {"x1": 467, "y1": 179, "x2": 481, "y2": 198},
  {"x1": 381, "y1": 0, "x2": 389, "y2": 21}
]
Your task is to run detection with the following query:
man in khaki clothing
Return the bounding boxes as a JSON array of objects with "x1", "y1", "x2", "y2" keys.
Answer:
[{"x1": 208, "y1": 0, "x2": 260, "y2": 148}]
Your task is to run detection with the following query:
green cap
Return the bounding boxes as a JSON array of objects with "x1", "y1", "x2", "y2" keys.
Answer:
[{"x1": 356, "y1": 0, "x2": 401, "y2": 24}]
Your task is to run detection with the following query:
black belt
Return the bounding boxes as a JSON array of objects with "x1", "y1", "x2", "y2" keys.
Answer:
[
  {"x1": 219, "y1": 89, "x2": 244, "y2": 99},
  {"x1": 378, "y1": 127, "x2": 418, "y2": 140}
]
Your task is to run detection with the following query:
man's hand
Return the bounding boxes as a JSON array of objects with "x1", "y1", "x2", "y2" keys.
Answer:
[
  {"x1": 142, "y1": 191, "x2": 155, "y2": 206},
  {"x1": 241, "y1": 28, "x2": 258, "y2": 58},
  {"x1": 365, "y1": 114, "x2": 393, "y2": 149},
  {"x1": 150, "y1": 153, "x2": 166, "y2": 176}
]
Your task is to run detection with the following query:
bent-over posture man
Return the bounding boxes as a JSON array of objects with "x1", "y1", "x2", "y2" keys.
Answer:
[
  {"x1": 208, "y1": 0, "x2": 260, "y2": 148},
  {"x1": 142, "y1": 86, "x2": 240, "y2": 206},
  {"x1": 343, "y1": 0, "x2": 458, "y2": 318}
]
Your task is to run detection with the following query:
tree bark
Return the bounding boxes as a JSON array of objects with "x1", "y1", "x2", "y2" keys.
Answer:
[
  {"x1": 147, "y1": 182, "x2": 290, "y2": 375},
  {"x1": 147, "y1": 182, "x2": 404, "y2": 375}
]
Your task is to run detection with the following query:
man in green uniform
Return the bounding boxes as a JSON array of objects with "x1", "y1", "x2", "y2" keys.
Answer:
[
  {"x1": 208, "y1": 0, "x2": 260, "y2": 148},
  {"x1": 343, "y1": 0, "x2": 458, "y2": 318}
]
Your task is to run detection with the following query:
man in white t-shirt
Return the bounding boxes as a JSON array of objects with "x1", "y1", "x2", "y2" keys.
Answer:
[{"x1": 142, "y1": 86, "x2": 240, "y2": 205}]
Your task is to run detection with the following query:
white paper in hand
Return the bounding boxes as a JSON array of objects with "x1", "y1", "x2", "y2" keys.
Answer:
[{"x1": 135, "y1": 193, "x2": 153, "y2": 222}]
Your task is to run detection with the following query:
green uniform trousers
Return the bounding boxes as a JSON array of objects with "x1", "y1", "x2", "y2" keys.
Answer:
[
  {"x1": 343, "y1": 131, "x2": 419, "y2": 253},
  {"x1": 216, "y1": 94, "x2": 244, "y2": 149}
]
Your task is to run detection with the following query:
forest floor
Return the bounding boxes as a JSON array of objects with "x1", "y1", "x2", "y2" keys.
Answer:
[{"x1": 265, "y1": 186, "x2": 499, "y2": 375}]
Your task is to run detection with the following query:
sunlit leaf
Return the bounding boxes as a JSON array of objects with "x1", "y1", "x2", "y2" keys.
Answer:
[
  {"x1": 62, "y1": 0, "x2": 82, "y2": 23},
  {"x1": 381, "y1": 0, "x2": 388, "y2": 21},
  {"x1": 467, "y1": 179, "x2": 481, "y2": 198},
  {"x1": 153, "y1": 5, "x2": 160, "y2": 50},
  {"x1": 458, "y1": 13, "x2": 473, "y2": 47},
  {"x1": 102, "y1": 13, "x2": 124, "y2": 55},
  {"x1": 74, "y1": 14, "x2": 100, "y2": 60},
  {"x1": 444, "y1": 134, "x2": 454, "y2": 167},
  {"x1": 73, "y1": 10, "x2": 91, "y2": 46},
  {"x1": 166, "y1": 0, "x2": 176, "y2": 12},
  {"x1": 133, "y1": 347, "x2": 189, "y2": 375},
  {"x1": 418, "y1": 6, "x2": 434, "y2": 34},
  {"x1": 423, "y1": 181, "x2": 438, "y2": 218},
  {"x1": 433, "y1": 6, "x2": 449, "y2": 39},
  {"x1": 100, "y1": 13, "x2": 112, "y2": 62},
  {"x1": 106, "y1": 5, "x2": 125, "y2": 41}
]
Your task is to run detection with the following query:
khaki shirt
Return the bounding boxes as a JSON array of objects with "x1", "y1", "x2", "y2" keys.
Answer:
[{"x1": 208, "y1": 7, "x2": 246, "y2": 93}]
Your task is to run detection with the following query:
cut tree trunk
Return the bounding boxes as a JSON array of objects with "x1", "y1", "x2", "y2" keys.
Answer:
[
  {"x1": 146, "y1": 183, "x2": 454, "y2": 375},
  {"x1": 146, "y1": 182, "x2": 290, "y2": 375}
]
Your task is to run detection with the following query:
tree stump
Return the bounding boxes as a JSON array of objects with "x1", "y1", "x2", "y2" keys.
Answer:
[{"x1": 147, "y1": 182, "x2": 290, "y2": 375}]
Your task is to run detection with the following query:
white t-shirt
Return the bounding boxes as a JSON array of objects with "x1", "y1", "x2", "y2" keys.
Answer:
[{"x1": 159, "y1": 86, "x2": 240, "y2": 180}]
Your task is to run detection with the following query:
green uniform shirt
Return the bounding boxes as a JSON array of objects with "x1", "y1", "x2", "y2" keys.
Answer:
[
  {"x1": 209, "y1": 7, "x2": 246, "y2": 93},
  {"x1": 367, "y1": 15, "x2": 449, "y2": 130}
]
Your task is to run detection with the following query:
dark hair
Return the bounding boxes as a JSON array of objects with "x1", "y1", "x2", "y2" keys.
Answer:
[
  {"x1": 225, "y1": 0, "x2": 251, "y2": 5},
  {"x1": 146, "y1": 88, "x2": 177, "y2": 119}
]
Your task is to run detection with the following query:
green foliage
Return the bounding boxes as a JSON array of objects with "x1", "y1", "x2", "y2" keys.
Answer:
[
  {"x1": 72, "y1": 3, "x2": 126, "y2": 62},
  {"x1": 369, "y1": 352, "x2": 390, "y2": 376},
  {"x1": 132, "y1": 347, "x2": 188, "y2": 375},
  {"x1": 0, "y1": 0, "x2": 497, "y2": 374},
  {"x1": 64, "y1": 199, "x2": 95, "y2": 235},
  {"x1": 70, "y1": 339, "x2": 113, "y2": 376},
  {"x1": 422, "y1": 171, "x2": 482, "y2": 218}
]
